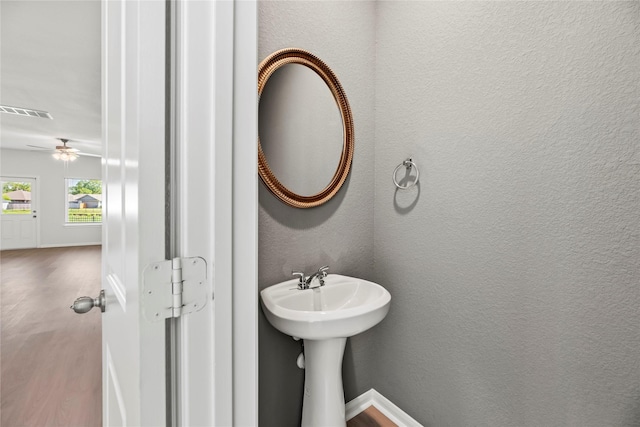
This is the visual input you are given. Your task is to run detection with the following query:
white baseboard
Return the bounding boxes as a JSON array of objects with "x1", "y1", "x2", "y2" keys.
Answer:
[
  {"x1": 38, "y1": 242, "x2": 102, "y2": 248},
  {"x1": 346, "y1": 388, "x2": 422, "y2": 427}
]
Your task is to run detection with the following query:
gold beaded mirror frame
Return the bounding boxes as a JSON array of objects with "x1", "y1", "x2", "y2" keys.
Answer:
[{"x1": 258, "y1": 48, "x2": 354, "y2": 209}]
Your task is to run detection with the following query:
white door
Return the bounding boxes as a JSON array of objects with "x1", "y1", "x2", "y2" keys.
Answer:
[
  {"x1": 101, "y1": 1, "x2": 167, "y2": 425},
  {"x1": 0, "y1": 177, "x2": 37, "y2": 250}
]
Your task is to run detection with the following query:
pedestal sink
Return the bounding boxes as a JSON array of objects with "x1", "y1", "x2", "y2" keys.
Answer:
[{"x1": 260, "y1": 274, "x2": 391, "y2": 427}]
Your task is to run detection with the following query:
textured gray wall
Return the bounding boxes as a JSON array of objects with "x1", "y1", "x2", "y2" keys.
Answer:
[
  {"x1": 372, "y1": 2, "x2": 640, "y2": 426},
  {"x1": 258, "y1": 2, "x2": 376, "y2": 426},
  {"x1": 259, "y1": 2, "x2": 640, "y2": 426}
]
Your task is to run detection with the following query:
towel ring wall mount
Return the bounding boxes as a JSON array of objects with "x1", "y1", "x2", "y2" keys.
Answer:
[{"x1": 393, "y1": 158, "x2": 419, "y2": 190}]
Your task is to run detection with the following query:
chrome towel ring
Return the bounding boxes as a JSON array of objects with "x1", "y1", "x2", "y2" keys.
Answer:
[{"x1": 393, "y1": 158, "x2": 419, "y2": 190}]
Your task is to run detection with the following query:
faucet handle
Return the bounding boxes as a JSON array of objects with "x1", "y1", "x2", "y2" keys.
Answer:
[
  {"x1": 314, "y1": 265, "x2": 330, "y2": 288},
  {"x1": 292, "y1": 271, "x2": 306, "y2": 289}
]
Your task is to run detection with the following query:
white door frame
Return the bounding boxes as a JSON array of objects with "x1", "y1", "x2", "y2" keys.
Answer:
[
  {"x1": 174, "y1": 1, "x2": 257, "y2": 425},
  {"x1": 231, "y1": 2, "x2": 258, "y2": 424}
]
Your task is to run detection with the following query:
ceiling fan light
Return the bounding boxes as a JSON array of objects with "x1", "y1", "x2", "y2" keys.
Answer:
[{"x1": 52, "y1": 147, "x2": 79, "y2": 162}]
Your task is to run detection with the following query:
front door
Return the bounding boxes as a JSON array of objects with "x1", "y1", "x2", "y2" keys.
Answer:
[
  {"x1": 101, "y1": 0, "x2": 167, "y2": 425},
  {"x1": 0, "y1": 177, "x2": 37, "y2": 250}
]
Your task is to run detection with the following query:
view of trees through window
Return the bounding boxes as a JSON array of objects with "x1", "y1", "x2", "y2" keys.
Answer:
[
  {"x1": 2, "y1": 181, "x2": 32, "y2": 214},
  {"x1": 66, "y1": 178, "x2": 102, "y2": 223}
]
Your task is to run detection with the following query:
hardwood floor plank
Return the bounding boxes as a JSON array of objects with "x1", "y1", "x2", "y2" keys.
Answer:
[
  {"x1": 347, "y1": 405, "x2": 399, "y2": 427},
  {"x1": 1, "y1": 246, "x2": 102, "y2": 427}
]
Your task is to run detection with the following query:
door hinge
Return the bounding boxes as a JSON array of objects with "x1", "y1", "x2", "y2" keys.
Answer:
[{"x1": 142, "y1": 257, "x2": 208, "y2": 322}]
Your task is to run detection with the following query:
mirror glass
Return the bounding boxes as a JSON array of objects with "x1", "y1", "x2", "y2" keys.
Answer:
[{"x1": 259, "y1": 63, "x2": 343, "y2": 196}]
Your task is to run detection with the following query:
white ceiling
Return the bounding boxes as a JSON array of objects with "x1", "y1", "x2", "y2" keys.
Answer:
[{"x1": 0, "y1": 0, "x2": 102, "y2": 156}]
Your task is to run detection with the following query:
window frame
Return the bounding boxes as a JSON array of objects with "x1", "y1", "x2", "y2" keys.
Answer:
[{"x1": 65, "y1": 178, "x2": 103, "y2": 225}]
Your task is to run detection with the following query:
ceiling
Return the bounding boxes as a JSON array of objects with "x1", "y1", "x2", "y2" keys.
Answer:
[{"x1": 0, "y1": 0, "x2": 102, "y2": 156}]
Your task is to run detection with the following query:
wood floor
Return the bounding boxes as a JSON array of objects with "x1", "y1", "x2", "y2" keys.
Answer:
[
  {"x1": 1, "y1": 246, "x2": 102, "y2": 427},
  {"x1": 347, "y1": 405, "x2": 398, "y2": 427}
]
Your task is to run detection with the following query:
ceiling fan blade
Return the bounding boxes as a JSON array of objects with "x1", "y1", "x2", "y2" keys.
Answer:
[
  {"x1": 78, "y1": 152, "x2": 101, "y2": 158},
  {"x1": 26, "y1": 144, "x2": 52, "y2": 150},
  {"x1": 24, "y1": 139, "x2": 100, "y2": 157}
]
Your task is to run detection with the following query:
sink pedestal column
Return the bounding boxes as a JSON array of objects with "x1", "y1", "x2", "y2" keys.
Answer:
[{"x1": 301, "y1": 337, "x2": 347, "y2": 427}]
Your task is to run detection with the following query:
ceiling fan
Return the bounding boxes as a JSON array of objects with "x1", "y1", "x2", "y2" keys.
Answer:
[{"x1": 27, "y1": 138, "x2": 101, "y2": 160}]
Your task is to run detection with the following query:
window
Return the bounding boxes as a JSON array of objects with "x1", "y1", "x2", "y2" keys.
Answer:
[
  {"x1": 2, "y1": 180, "x2": 32, "y2": 215},
  {"x1": 66, "y1": 178, "x2": 102, "y2": 223}
]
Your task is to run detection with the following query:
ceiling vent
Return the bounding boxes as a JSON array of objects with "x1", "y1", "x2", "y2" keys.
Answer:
[{"x1": 0, "y1": 104, "x2": 53, "y2": 119}]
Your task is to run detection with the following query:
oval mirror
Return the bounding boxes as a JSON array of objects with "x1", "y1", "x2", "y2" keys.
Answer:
[{"x1": 258, "y1": 48, "x2": 354, "y2": 209}]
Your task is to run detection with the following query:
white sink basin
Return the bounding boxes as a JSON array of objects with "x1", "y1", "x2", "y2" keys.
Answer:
[
  {"x1": 260, "y1": 274, "x2": 391, "y2": 340},
  {"x1": 261, "y1": 274, "x2": 391, "y2": 427}
]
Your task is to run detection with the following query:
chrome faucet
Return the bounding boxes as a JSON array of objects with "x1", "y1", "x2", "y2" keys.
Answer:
[
  {"x1": 292, "y1": 266, "x2": 329, "y2": 290},
  {"x1": 292, "y1": 271, "x2": 306, "y2": 289},
  {"x1": 306, "y1": 265, "x2": 329, "y2": 289}
]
